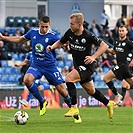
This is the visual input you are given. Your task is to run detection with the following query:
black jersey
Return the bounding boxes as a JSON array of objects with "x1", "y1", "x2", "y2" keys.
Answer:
[
  {"x1": 113, "y1": 38, "x2": 133, "y2": 65},
  {"x1": 60, "y1": 29, "x2": 102, "y2": 67}
]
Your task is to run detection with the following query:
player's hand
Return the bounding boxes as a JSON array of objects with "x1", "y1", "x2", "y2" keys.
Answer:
[
  {"x1": 0, "y1": 33, "x2": 4, "y2": 40},
  {"x1": 46, "y1": 45, "x2": 52, "y2": 53},
  {"x1": 63, "y1": 45, "x2": 70, "y2": 51},
  {"x1": 14, "y1": 64, "x2": 19, "y2": 67},
  {"x1": 84, "y1": 56, "x2": 95, "y2": 64},
  {"x1": 63, "y1": 41, "x2": 70, "y2": 51}
]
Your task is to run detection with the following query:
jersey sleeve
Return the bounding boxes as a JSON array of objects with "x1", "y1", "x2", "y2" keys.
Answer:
[
  {"x1": 89, "y1": 32, "x2": 102, "y2": 46},
  {"x1": 128, "y1": 40, "x2": 133, "y2": 49},
  {"x1": 60, "y1": 29, "x2": 70, "y2": 44},
  {"x1": 49, "y1": 33, "x2": 60, "y2": 46},
  {"x1": 25, "y1": 52, "x2": 30, "y2": 60},
  {"x1": 113, "y1": 39, "x2": 118, "y2": 51},
  {"x1": 23, "y1": 30, "x2": 32, "y2": 40},
  {"x1": 53, "y1": 34, "x2": 60, "y2": 43}
]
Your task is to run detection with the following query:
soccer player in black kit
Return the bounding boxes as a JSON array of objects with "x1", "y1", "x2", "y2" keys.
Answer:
[
  {"x1": 103, "y1": 25, "x2": 133, "y2": 106},
  {"x1": 46, "y1": 13, "x2": 114, "y2": 122}
]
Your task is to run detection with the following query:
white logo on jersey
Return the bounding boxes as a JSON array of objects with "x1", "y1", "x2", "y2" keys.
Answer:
[
  {"x1": 70, "y1": 43, "x2": 86, "y2": 51},
  {"x1": 35, "y1": 43, "x2": 44, "y2": 52},
  {"x1": 75, "y1": 39, "x2": 79, "y2": 44},
  {"x1": 115, "y1": 47, "x2": 124, "y2": 52},
  {"x1": 81, "y1": 38, "x2": 86, "y2": 43},
  {"x1": 127, "y1": 57, "x2": 131, "y2": 62},
  {"x1": 118, "y1": 43, "x2": 121, "y2": 46},
  {"x1": 79, "y1": 65, "x2": 86, "y2": 71},
  {"x1": 33, "y1": 36, "x2": 36, "y2": 39},
  {"x1": 128, "y1": 53, "x2": 132, "y2": 57},
  {"x1": 70, "y1": 36, "x2": 73, "y2": 40},
  {"x1": 127, "y1": 53, "x2": 132, "y2": 62},
  {"x1": 114, "y1": 65, "x2": 119, "y2": 70},
  {"x1": 45, "y1": 38, "x2": 49, "y2": 43},
  {"x1": 122, "y1": 42, "x2": 126, "y2": 46}
]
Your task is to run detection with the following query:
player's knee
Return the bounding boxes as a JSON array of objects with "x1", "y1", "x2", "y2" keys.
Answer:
[
  {"x1": 86, "y1": 90, "x2": 94, "y2": 95},
  {"x1": 103, "y1": 76, "x2": 108, "y2": 83},
  {"x1": 23, "y1": 77, "x2": 33, "y2": 87}
]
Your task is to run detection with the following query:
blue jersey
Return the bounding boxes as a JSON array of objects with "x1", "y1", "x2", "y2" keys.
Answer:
[
  {"x1": 24, "y1": 29, "x2": 64, "y2": 87},
  {"x1": 25, "y1": 51, "x2": 33, "y2": 64},
  {"x1": 24, "y1": 28, "x2": 60, "y2": 66}
]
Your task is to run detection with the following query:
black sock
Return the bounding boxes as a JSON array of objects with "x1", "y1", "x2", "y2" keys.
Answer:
[
  {"x1": 106, "y1": 81, "x2": 118, "y2": 95},
  {"x1": 66, "y1": 82, "x2": 77, "y2": 105},
  {"x1": 121, "y1": 87, "x2": 126, "y2": 100},
  {"x1": 91, "y1": 89, "x2": 109, "y2": 106}
]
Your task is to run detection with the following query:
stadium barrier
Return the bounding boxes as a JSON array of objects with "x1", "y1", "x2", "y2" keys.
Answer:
[{"x1": 0, "y1": 85, "x2": 133, "y2": 109}]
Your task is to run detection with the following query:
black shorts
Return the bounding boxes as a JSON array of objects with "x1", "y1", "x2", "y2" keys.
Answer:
[
  {"x1": 112, "y1": 63, "x2": 132, "y2": 80},
  {"x1": 75, "y1": 64, "x2": 95, "y2": 85}
]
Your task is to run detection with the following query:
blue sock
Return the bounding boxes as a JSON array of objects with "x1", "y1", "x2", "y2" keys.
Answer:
[
  {"x1": 26, "y1": 92, "x2": 33, "y2": 102},
  {"x1": 64, "y1": 95, "x2": 71, "y2": 108},
  {"x1": 28, "y1": 82, "x2": 44, "y2": 103}
]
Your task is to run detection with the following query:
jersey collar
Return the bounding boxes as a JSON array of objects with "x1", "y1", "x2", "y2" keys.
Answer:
[{"x1": 39, "y1": 28, "x2": 52, "y2": 35}]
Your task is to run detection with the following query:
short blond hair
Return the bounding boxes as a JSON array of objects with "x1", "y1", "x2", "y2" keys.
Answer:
[{"x1": 70, "y1": 13, "x2": 84, "y2": 24}]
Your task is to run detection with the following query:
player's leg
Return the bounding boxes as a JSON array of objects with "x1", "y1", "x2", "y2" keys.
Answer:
[
  {"x1": 56, "y1": 83, "x2": 71, "y2": 108},
  {"x1": 20, "y1": 80, "x2": 43, "y2": 107},
  {"x1": 44, "y1": 66, "x2": 71, "y2": 108},
  {"x1": 65, "y1": 69, "x2": 82, "y2": 123},
  {"x1": 82, "y1": 80, "x2": 114, "y2": 119},
  {"x1": 125, "y1": 77, "x2": 133, "y2": 88},
  {"x1": 103, "y1": 70, "x2": 122, "y2": 105},
  {"x1": 49, "y1": 85, "x2": 55, "y2": 94},
  {"x1": 19, "y1": 91, "x2": 33, "y2": 107},
  {"x1": 39, "y1": 83, "x2": 55, "y2": 94},
  {"x1": 19, "y1": 84, "x2": 33, "y2": 107},
  {"x1": 24, "y1": 71, "x2": 48, "y2": 116},
  {"x1": 121, "y1": 80, "x2": 130, "y2": 101}
]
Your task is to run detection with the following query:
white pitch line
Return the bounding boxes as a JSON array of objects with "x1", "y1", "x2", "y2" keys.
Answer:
[{"x1": 0, "y1": 115, "x2": 15, "y2": 122}]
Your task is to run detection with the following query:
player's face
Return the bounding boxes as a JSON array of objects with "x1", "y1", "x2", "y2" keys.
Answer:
[
  {"x1": 39, "y1": 21, "x2": 50, "y2": 34},
  {"x1": 118, "y1": 27, "x2": 128, "y2": 39},
  {"x1": 69, "y1": 18, "x2": 80, "y2": 33}
]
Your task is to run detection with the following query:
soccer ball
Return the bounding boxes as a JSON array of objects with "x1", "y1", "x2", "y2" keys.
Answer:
[{"x1": 14, "y1": 110, "x2": 29, "y2": 125}]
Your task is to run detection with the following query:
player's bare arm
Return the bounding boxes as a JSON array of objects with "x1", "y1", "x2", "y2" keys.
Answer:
[
  {"x1": 15, "y1": 60, "x2": 29, "y2": 67},
  {"x1": 107, "y1": 47, "x2": 116, "y2": 55},
  {"x1": 46, "y1": 40, "x2": 63, "y2": 52},
  {"x1": 92, "y1": 41, "x2": 109, "y2": 59},
  {"x1": 0, "y1": 33, "x2": 27, "y2": 43},
  {"x1": 84, "y1": 41, "x2": 108, "y2": 64}
]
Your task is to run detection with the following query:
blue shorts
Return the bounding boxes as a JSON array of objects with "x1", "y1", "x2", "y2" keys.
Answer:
[{"x1": 26, "y1": 64, "x2": 65, "y2": 87}]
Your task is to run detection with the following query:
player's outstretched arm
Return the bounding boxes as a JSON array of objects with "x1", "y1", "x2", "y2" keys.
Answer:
[
  {"x1": 84, "y1": 41, "x2": 108, "y2": 64},
  {"x1": 14, "y1": 60, "x2": 29, "y2": 67},
  {"x1": 0, "y1": 33, "x2": 27, "y2": 43},
  {"x1": 46, "y1": 40, "x2": 63, "y2": 52},
  {"x1": 107, "y1": 47, "x2": 116, "y2": 55},
  {"x1": 92, "y1": 41, "x2": 109, "y2": 59}
]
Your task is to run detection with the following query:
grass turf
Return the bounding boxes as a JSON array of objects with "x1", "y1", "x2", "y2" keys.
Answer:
[{"x1": 0, "y1": 107, "x2": 133, "y2": 133}]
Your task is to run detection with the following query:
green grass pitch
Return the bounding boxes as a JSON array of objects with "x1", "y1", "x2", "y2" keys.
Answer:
[{"x1": 0, "y1": 107, "x2": 133, "y2": 133}]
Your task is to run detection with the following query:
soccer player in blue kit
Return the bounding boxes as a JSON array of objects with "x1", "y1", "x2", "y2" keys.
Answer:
[
  {"x1": 0, "y1": 16, "x2": 71, "y2": 116},
  {"x1": 15, "y1": 51, "x2": 55, "y2": 107}
]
